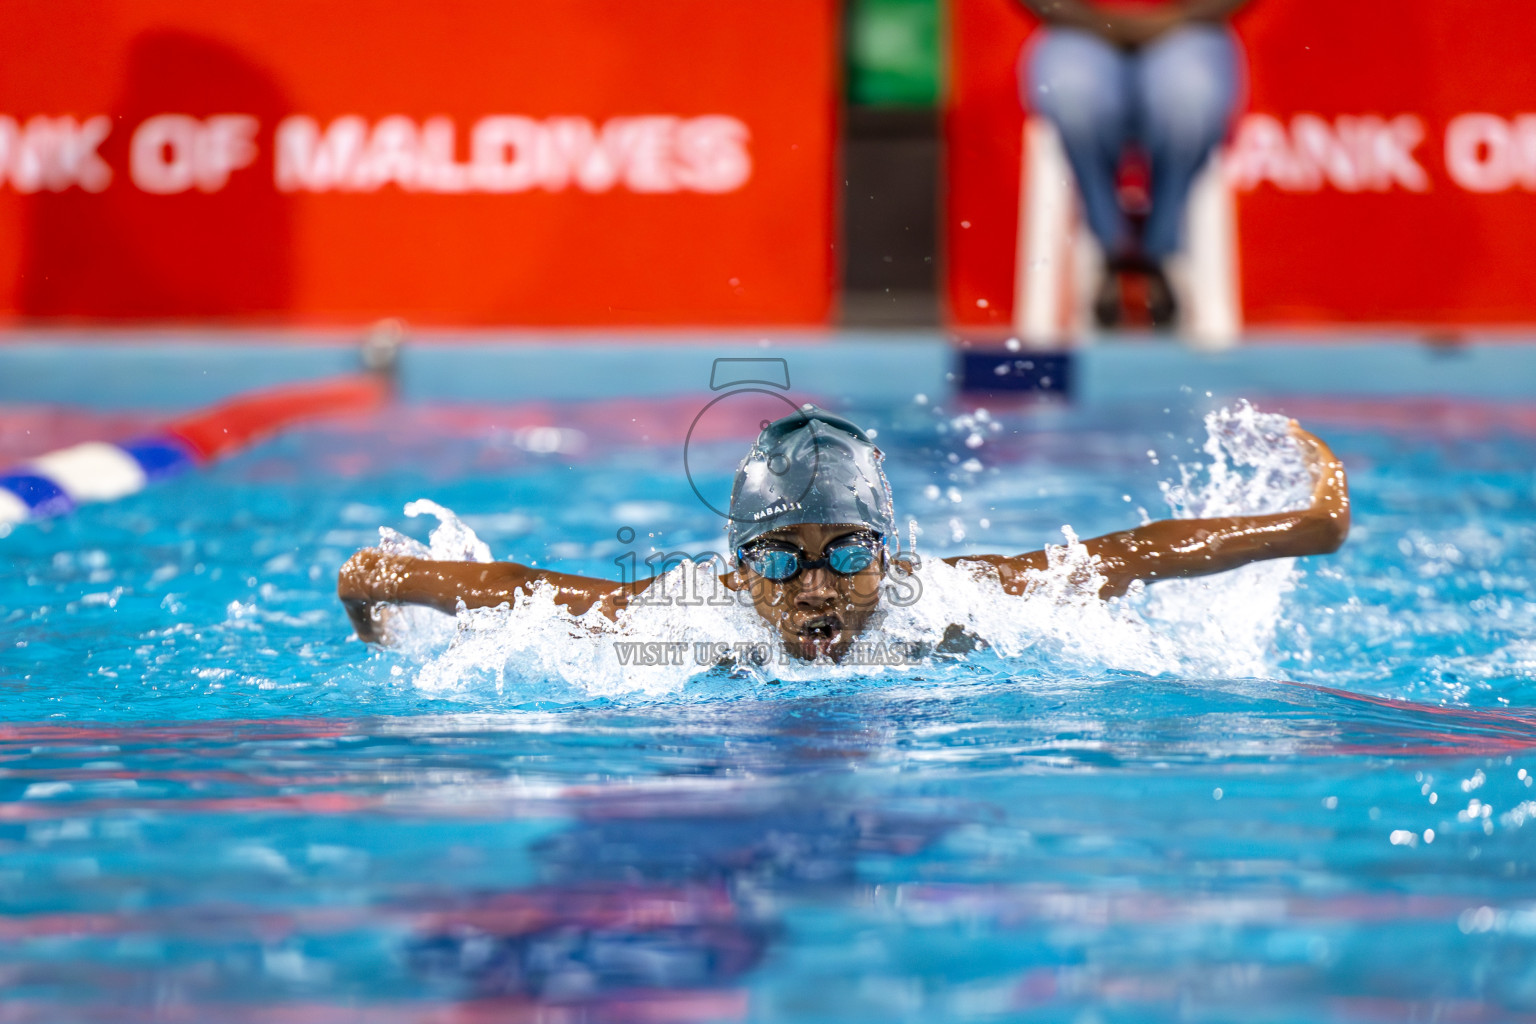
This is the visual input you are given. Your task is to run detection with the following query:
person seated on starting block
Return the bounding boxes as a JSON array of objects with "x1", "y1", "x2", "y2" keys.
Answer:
[
  {"x1": 1019, "y1": 0, "x2": 1251, "y2": 328},
  {"x1": 339, "y1": 408, "x2": 1349, "y2": 663}
]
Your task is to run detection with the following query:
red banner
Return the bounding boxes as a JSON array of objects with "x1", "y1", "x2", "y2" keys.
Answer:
[
  {"x1": 0, "y1": 1, "x2": 838, "y2": 325},
  {"x1": 948, "y1": 0, "x2": 1536, "y2": 329}
]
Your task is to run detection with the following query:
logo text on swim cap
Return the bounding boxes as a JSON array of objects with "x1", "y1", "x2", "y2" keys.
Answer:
[{"x1": 753, "y1": 501, "x2": 803, "y2": 520}]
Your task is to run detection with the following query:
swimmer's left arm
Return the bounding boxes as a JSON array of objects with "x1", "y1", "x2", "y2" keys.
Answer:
[{"x1": 947, "y1": 423, "x2": 1350, "y2": 600}]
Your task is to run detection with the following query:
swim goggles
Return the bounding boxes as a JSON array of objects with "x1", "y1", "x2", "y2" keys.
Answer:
[{"x1": 737, "y1": 533, "x2": 882, "y2": 582}]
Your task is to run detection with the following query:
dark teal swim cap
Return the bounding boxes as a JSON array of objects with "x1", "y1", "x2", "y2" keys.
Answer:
[{"x1": 727, "y1": 407, "x2": 895, "y2": 554}]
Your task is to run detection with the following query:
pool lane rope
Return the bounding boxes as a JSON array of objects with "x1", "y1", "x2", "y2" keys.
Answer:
[{"x1": 0, "y1": 374, "x2": 390, "y2": 529}]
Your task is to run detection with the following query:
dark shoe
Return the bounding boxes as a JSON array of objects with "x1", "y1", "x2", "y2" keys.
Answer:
[
  {"x1": 1144, "y1": 261, "x2": 1178, "y2": 329},
  {"x1": 1093, "y1": 267, "x2": 1122, "y2": 328}
]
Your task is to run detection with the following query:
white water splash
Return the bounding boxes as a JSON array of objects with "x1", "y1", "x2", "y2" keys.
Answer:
[
  {"x1": 378, "y1": 403, "x2": 1317, "y2": 697},
  {"x1": 386, "y1": 499, "x2": 494, "y2": 562},
  {"x1": 1162, "y1": 401, "x2": 1314, "y2": 519},
  {"x1": 1138, "y1": 402, "x2": 1314, "y2": 676},
  {"x1": 409, "y1": 562, "x2": 778, "y2": 700},
  {"x1": 371, "y1": 500, "x2": 494, "y2": 652}
]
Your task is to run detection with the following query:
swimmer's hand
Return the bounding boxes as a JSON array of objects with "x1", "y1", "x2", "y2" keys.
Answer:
[
  {"x1": 338, "y1": 548, "x2": 396, "y2": 643},
  {"x1": 337, "y1": 547, "x2": 667, "y2": 644},
  {"x1": 1288, "y1": 420, "x2": 1350, "y2": 531},
  {"x1": 946, "y1": 419, "x2": 1350, "y2": 599}
]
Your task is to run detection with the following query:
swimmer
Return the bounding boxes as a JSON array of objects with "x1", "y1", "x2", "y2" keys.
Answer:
[{"x1": 339, "y1": 408, "x2": 1349, "y2": 662}]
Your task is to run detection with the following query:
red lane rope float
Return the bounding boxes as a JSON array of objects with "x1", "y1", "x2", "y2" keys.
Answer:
[
  {"x1": 0, "y1": 373, "x2": 391, "y2": 529},
  {"x1": 164, "y1": 374, "x2": 390, "y2": 461}
]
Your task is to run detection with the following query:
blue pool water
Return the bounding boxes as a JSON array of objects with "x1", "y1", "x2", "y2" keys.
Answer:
[{"x1": 3, "y1": 337, "x2": 1536, "y2": 1022}]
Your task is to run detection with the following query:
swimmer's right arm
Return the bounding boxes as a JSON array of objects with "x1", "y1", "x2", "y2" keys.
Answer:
[{"x1": 337, "y1": 549, "x2": 654, "y2": 643}]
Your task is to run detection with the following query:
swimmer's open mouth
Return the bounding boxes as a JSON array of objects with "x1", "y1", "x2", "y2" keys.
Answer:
[
  {"x1": 798, "y1": 615, "x2": 841, "y2": 637},
  {"x1": 793, "y1": 616, "x2": 844, "y2": 655}
]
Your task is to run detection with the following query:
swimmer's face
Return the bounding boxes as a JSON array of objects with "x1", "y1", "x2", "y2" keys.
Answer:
[{"x1": 730, "y1": 523, "x2": 884, "y2": 663}]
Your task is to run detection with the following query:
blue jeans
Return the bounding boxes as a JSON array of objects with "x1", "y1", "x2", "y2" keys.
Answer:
[{"x1": 1022, "y1": 25, "x2": 1242, "y2": 260}]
